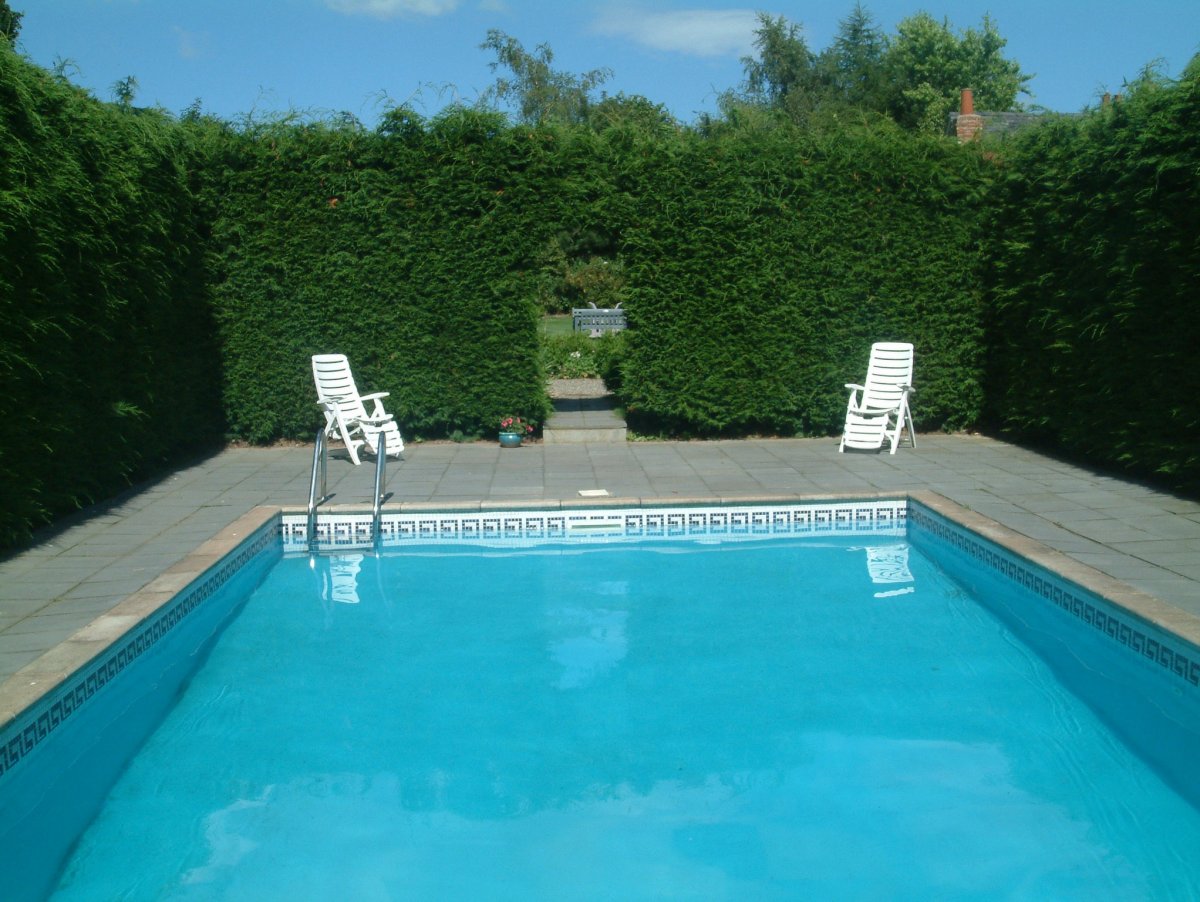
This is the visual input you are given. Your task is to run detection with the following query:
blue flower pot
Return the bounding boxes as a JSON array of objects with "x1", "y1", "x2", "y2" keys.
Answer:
[{"x1": 499, "y1": 432, "x2": 523, "y2": 448}]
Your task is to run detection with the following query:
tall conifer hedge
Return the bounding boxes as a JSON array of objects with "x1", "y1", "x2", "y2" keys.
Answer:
[
  {"x1": 206, "y1": 109, "x2": 582, "y2": 442},
  {"x1": 983, "y1": 60, "x2": 1200, "y2": 493},
  {"x1": 5, "y1": 41, "x2": 1198, "y2": 548},
  {"x1": 619, "y1": 120, "x2": 990, "y2": 435},
  {"x1": 0, "y1": 46, "x2": 221, "y2": 545},
  {"x1": 206, "y1": 111, "x2": 990, "y2": 444}
]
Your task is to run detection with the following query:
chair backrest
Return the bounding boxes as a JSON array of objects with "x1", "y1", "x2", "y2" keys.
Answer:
[
  {"x1": 860, "y1": 342, "x2": 914, "y2": 411},
  {"x1": 312, "y1": 354, "x2": 368, "y2": 421}
]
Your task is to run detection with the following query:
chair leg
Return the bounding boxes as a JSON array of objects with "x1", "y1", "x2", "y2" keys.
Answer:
[
  {"x1": 341, "y1": 427, "x2": 363, "y2": 465},
  {"x1": 900, "y1": 398, "x2": 916, "y2": 450},
  {"x1": 887, "y1": 412, "x2": 916, "y2": 454}
]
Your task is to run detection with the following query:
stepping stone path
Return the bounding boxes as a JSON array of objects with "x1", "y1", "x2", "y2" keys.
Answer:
[{"x1": 542, "y1": 378, "x2": 627, "y2": 443}]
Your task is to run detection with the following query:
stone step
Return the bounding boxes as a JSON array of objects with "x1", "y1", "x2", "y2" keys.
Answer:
[
  {"x1": 543, "y1": 424, "x2": 627, "y2": 444},
  {"x1": 543, "y1": 380, "x2": 626, "y2": 444}
]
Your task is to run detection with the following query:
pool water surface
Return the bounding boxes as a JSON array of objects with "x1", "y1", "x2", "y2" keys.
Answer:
[{"x1": 45, "y1": 535, "x2": 1200, "y2": 900}]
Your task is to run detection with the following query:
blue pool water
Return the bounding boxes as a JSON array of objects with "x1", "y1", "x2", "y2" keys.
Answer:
[{"x1": 33, "y1": 532, "x2": 1200, "y2": 900}]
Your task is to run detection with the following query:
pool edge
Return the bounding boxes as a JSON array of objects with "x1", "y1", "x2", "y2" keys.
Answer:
[
  {"x1": 910, "y1": 490, "x2": 1200, "y2": 651},
  {"x1": 4, "y1": 492, "x2": 1199, "y2": 773},
  {"x1": 0, "y1": 507, "x2": 281, "y2": 734}
]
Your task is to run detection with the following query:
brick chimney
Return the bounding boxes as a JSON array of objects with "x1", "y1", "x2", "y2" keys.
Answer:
[{"x1": 955, "y1": 89, "x2": 984, "y2": 142}]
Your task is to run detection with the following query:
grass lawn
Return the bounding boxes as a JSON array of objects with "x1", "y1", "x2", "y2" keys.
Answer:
[{"x1": 539, "y1": 314, "x2": 573, "y2": 337}]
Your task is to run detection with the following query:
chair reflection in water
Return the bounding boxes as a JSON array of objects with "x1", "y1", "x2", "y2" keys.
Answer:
[
  {"x1": 865, "y1": 544, "x2": 914, "y2": 598},
  {"x1": 314, "y1": 554, "x2": 362, "y2": 605}
]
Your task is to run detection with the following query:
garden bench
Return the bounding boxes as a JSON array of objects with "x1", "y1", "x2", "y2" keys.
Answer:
[{"x1": 572, "y1": 305, "x2": 626, "y2": 336}]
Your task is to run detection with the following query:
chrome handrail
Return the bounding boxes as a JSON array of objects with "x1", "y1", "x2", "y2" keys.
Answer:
[
  {"x1": 307, "y1": 429, "x2": 328, "y2": 549},
  {"x1": 372, "y1": 430, "x2": 386, "y2": 547}
]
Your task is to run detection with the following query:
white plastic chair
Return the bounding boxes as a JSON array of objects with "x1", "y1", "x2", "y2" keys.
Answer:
[
  {"x1": 839, "y1": 342, "x2": 915, "y2": 454},
  {"x1": 311, "y1": 354, "x2": 404, "y2": 465}
]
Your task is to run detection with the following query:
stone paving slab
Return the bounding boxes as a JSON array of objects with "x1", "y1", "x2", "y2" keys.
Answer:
[{"x1": 1, "y1": 434, "x2": 1199, "y2": 685}]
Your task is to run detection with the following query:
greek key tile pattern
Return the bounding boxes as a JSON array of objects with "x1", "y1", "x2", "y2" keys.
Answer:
[
  {"x1": 909, "y1": 501, "x2": 1200, "y2": 692},
  {"x1": 282, "y1": 501, "x2": 908, "y2": 551},
  {"x1": 0, "y1": 522, "x2": 280, "y2": 786},
  {"x1": 12, "y1": 498, "x2": 1195, "y2": 797}
]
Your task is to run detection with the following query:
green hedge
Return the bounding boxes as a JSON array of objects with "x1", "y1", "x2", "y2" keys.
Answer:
[
  {"x1": 982, "y1": 59, "x2": 1200, "y2": 493},
  {"x1": 618, "y1": 120, "x2": 990, "y2": 436},
  {"x1": 205, "y1": 110, "x2": 634, "y2": 442},
  {"x1": 0, "y1": 46, "x2": 222, "y2": 546},
  {"x1": 7, "y1": 42, "x2": 1197, "y2": 549},
  {"x1": 206, "y1": 109, "x2": 993, "y2": 444}
]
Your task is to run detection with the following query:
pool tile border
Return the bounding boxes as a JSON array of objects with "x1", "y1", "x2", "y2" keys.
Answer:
[
  {"x1": 5, "y1": 493, "x2": 1200, "y2": 789},
  {"x1": 0, "y1": 498, "x2": 900, "y2": 785},
  {"x1": 0, "y1": 508, "x2": 281, "y2": 783},
  {"x1": 909, "y1": 491, "x2": 1200, "y2": 692},
  {"x1": 281, "y1": 497, "x2": 908, "y2": 549}
]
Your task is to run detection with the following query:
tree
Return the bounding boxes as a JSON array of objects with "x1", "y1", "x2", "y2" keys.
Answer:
[
  {"x1": 825, "y1": 2, "x2": 887, "y2": 110},
  {"x1": 479, "y1": 30, "x2": 612, "y2": 126},
  {"x1": 722, "y1": 5, "x2": 1030, "y2": 134},
  {"x1": 725, "y1": 13, "x2": 858, "y2": 127},
  {"x1": 0, "y1": 0, "x2": 22, "y2": 42},
  {"x1": 587, "y1": 92, "x2": 677, "y2": 135},
  {"x1": 740, "y1": 14, "x2": 818, "y2": 107},
  {"x1": 50, "y1": 56, "x2": 80, "y2": 83},
  {"x1": 111, "y1": 75, "x2": 138, "y2": 108},
  {"x1": 884, "y1": 12, "x2": 1031, "y2": 132}
]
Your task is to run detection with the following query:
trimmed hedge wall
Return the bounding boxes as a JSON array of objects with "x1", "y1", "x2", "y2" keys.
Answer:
[
  {"x1": 983, "y1": 60, "x2": 1200, "y2": 494},
  {"x1": 0, "y1": 46, "x2": 222, "y2": 546},
  {"x1": 207, "y1": 112, "x2": 990, "y2": 444},
  {"x1": 5, "y1": 42, "x2": 1198, "y2": 547},
  {"x1": 619, "y1": 121, "x2": 990, "y2": 435},
  {"x1": 204, "y1": 110, "x2": 613, "y2": 443}
]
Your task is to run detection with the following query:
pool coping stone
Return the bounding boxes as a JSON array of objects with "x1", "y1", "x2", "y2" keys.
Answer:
[
  {"x1": 0, "y1": 507, "x2": 280, "y2": 730},
  {"x1": 5, "y1": 491, "x2": 1198, "y2": 740}
]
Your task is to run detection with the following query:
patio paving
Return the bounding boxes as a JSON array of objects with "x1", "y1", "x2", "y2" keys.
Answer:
[{"x1": 2, "y1": 434, "x2": 1199, "y2": 685}]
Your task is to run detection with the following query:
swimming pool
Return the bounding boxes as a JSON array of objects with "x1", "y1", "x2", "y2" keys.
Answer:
[{"x1": 3, "y1": 497, "x2": 1199, "y2": 899}]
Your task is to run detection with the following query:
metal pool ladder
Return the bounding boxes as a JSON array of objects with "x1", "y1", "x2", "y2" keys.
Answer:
[
  {"x1": 306, "y1": 428, "x2": 388, "y2": 550},
  {"x1": 307, "y1": 429, "x2": 328, "y2": 551},
  {"x1": 371, "y1": 431, "x2": 387, "y2": 546}
]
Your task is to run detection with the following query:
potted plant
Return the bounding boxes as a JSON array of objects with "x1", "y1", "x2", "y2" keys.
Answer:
[{"x1": 498, "y1": 415, "x2": 534, "y2": 448}]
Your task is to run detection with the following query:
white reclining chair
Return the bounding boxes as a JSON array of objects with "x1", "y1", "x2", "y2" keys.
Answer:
[
  {"x1": 312, "y1": 354, "x2": 404, "y2": 465},
  {"x1": 839, "y1": 342, "x2": 915, "y2": 454}
]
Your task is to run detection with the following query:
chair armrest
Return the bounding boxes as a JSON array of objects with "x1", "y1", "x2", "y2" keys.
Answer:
[
  {"x1": 320, "y1": 405, "x2": 394, "y2": 427},
  {"x1": 847, "y1": 398, "x2": 900, "y2": 416},
  {"x1": 845, "y1": 383, "x2": 865, "y2": 391},
  {"x1": 359, "y1": 391, "x2": 390, "y2": 418}
]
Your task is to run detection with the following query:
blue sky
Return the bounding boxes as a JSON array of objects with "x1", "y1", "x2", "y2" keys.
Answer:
[{"x1": 12, "y1": 1, "x2": 1200, "y2": 125}]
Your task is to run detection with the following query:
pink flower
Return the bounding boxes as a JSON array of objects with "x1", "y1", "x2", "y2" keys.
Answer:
[{"x1": 500, "y1": 414, "x2": 536, "y2": 435}]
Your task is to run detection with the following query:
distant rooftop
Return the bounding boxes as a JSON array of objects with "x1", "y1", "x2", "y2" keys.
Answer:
[{"x1": 946, "y1": 88, "x2": 1052, "y2": 142}]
